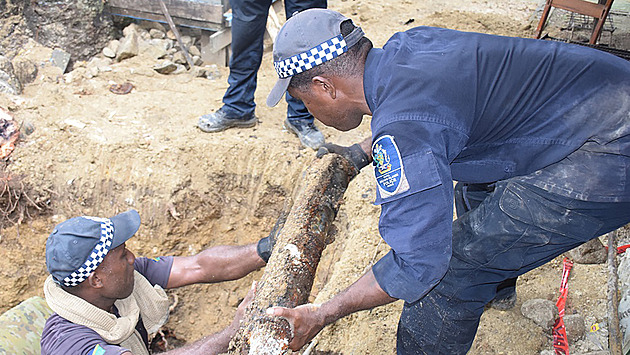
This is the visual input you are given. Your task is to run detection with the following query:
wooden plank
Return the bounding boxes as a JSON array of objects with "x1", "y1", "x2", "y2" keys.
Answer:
[
  {"x1": 107, "y1": 6, "x2": 224, "y2": 31},
  {"x1": 551, "y1": 0, "x2": 606, "y2": 18},
  {"x1": 200, "y1": 29, "x2": 231, "y2": 66},
  {"x1": 227, "y1": 154, "x2": 358, "y2": 354},
  {"x1": 108, "y1": 0, "x2": 225, "y2": 24}
]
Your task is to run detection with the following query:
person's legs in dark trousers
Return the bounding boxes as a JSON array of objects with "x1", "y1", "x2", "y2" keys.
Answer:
[
  {"x1": 199, "y1": 0, "x2": 327, "y2": 149},
  {"x1": 281, "y1": 0, "x2": 327, "y2": 149},
  {"x1": 398, "y1": 180, "x2": 630, "y2": 354},
  {"x1": 222, "y1": 0, "x2": 270, "y2": 117},
  {"x1": 454, "y1": 182, "x2": 518, "y2": 310},
  {"x1": 197, "y1": 0, "x2": 270, "y2": 132}
]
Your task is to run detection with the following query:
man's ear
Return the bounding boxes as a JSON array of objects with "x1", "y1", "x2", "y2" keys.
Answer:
[
  {"x1": 312, "y1": 76, "x2": 336, "y2": 99},
  {"x1": 87, "y1": 272, "x2": 104, "y2": 289}
]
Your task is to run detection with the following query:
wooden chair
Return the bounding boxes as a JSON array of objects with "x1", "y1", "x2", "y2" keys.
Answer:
[{"x1": 535, "y1": 0, "x2": 615, "y2": 44}]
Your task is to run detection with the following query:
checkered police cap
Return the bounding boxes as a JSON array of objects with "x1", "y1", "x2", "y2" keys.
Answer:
[
  {"x1": 46, "y1": 210, "x2": 141, "y2": 287},
  {"x1": 267, "y1": 9, "x2": 365, "y2": 107},
  {"x1": 62, "y1": 217, "x2": 113, "y2": 287}
]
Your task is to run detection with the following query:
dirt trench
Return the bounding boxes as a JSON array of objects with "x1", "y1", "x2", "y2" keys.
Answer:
[{"x1": 2, "y1": 0, "x2": 630, "y2": 354}]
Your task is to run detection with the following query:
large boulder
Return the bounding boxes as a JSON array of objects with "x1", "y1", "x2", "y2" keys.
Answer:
[{"x1": 23, "y1": 0, "x2": 115, "y2": 63}]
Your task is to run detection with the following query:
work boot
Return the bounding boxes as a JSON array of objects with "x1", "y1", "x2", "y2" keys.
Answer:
[
  {"x1": 198, "y1": 108, "x2": 257, "y2": 133},
  {"x1": 283, "y1": 119, "x2": 325, "y2": 150}
]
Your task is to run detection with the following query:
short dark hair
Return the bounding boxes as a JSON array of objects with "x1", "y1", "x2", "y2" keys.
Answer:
[{"x1": 288, "y1": 19, "x2": 373, "y2": 91}]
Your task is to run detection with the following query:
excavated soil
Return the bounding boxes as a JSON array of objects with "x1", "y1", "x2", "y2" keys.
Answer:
[{"x1": 1, "y1": 0, "x2": 630, "y2": 354}]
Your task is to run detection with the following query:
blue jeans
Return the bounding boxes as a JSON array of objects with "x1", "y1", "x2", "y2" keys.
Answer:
[
  {"x1": 222, "y1": 0, "x2": 326, "y2": 124},
  {"x1": 398, "y1": 180, "x2": 630, "y2": 354}
]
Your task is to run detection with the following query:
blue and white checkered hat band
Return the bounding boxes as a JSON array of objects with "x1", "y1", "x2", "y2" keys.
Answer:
[
  {"x1": 274, "y1": 34, "x2": 347, "y2": 79},
  {"x1": 62, "y1": 217, "x2": 114, "y2": 287}
]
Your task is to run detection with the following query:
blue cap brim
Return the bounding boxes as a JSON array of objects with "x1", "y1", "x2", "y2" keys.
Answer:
[
  {"x1": 110, "y1": 210, "x2": 141, "y2": 248},
  {"x1": 266, "y1": 77, "x2": 291, "y2": 107}
]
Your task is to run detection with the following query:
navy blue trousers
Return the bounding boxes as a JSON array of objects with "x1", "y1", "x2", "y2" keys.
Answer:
[
  {"x1": 222, "y1": 0, "x2": 326, "y2": 123},
  {"x1": 397, "y1": 180, "x2": 630, "y2": 354}
]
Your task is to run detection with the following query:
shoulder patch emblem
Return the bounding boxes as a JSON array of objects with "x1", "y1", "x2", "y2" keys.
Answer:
[
  {"x1": 151, "y1": 257, "x2": 161, "y2": 262},
  {"x1": 372, "y1": 135, "x2": 409, "y2": 198},
  {"x1": 90, "y1": 344, "x2": 106, "y2": 355}
]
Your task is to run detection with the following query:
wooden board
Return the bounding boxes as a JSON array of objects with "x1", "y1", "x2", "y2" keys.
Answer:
[{"x1": 107, "y1": 0, "x2": 227, "y2": 31}]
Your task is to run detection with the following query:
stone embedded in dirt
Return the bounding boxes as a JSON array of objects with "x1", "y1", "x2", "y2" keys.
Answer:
[
  {"x1": 116, "y1": 31, "x2": 139, "y2": 62},
  {"x1": 172, "y1": 64, "x2": 187, "y2": 75},
  {"x1": 166, "y1": 30, "x2": 176, "y2": 40},
  {"x1": 11, "y1": 57, "x2": 38, "y2": 86},
  {"x1": 150, "y1": 29, "x2": 166, "y2": 39},
  {"x1": 139, "y1": 42, "x2": 168, "y2": 60},
  {"x1": 565, "y1": 238, "x2": 607, "y2": 264},
  {"x1": 521, "y1": 298, "x2": 558, "y2": 330},
  {"x1": 0, "y1": 55, "x2": 22, "y2": 95},
  {"x1": 122, "y1": 23, "x2": 140, "y2": 38},
  {"x1": 189, "y1": 45, "x2": 201, "y2": 58},
  {"x1": 50, "y1": 49, "x2": 71, "y2": 73},
  {"x1": 85, "y1": 57, "x2": 113, "y2": 78},
  {"x1": 193, "y1": 55, "x2": 203, "y2": 66},
  {"x1": 172, "y1": 51, "x2": 186, "y2": 65},
  {"x1": 149, "y1": 39, "x2": 173, "y2": 52},
  {"x1": 180, "y1": 35, "x2": 194, "y2": 49},
  {"x1": 153, "y1": 60, "x2": 178, "y2": 74},
  {"x1": 102, "y1": 47, "x2": 116, "y2": 58},
  {"x1": 138, "y1": 20, "x2": 165, "y2": 33},
  {"x1": 564, "y1": 313, "x2": 586, "y2": 342}
]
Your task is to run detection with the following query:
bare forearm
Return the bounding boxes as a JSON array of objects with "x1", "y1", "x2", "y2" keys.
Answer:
[
  {"x1": 320, "y1": 269, "x2": 395, "y2": 326},
  {"x1": 197, "y1": 243, "x2": 265, "y2": 281},
  {"x1": 159, "y1": 322, "x2": 238, "y2": 355},
  {"x1": 167, "y1": 243, "x2": 265, "y2": 288}
]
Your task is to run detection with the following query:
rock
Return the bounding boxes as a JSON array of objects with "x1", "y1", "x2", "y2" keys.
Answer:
[
  {"x1": 108, "y1": 39, "x2": 121, "y2": 53},
  {"x1": 521, "y1": 298, "x2": 558, "y2": 330},
  {"x1": 103, "y1": 39, "x2": 119, "y2": 58},
  {"x1": 102, "y1": 47, "x2": 116, "y2": 58},
  {"x1": 180, "y1": 35, "x2": 194, "y2": 48},
  {"x1": 85, "y1": 57, "x2": 112, "y2": 78},
  {"x1": 11, "y1": 58, "x2": 38, "y2": 85},
  {"x1": 140, "y1": 30, "x2": 151, "y2": 41},
  {"x1": 166, "y1": 30, "x2": 177, "y2": 40},
  {"x1": 189, "y1": 45, "x2": 201, "y2": 57},
  {"x1": 565, "y1": 238, "x2": 607, "y2": 264},
  {"x1": 20, "y1": 121, "x2": 35, "y2": 136},
  {"x1": 172, "y1": 64, "x2": 187, "y2": 75},
  {"x1": 172, "y1": 51, "x2": 186, "y2": 65},
  {"x1": 150, "y1": 28, "x2": 165, "y2": 39},
  {"x1": 0, "y1": 56, "x2": 22, "y2": 95},
  {"x1": 564, "y1": 313, "x2": 586, "y2": 342},
  {"x1": 116, "y1": 31, "x2": 139, "y2": 61},
  {"x1": 153, "y1": 60, "x2": 178, "y2": 74},
  {"x1": 139, "y1": 42, "x2": 168, "y2": 60},
  {"x1": 23, "y1": 0, "x2": 115, "y2": 61},
  {"x1": 191, "y1": 66, "x2": 209, "y2": 77},
  {"x1": 204, "y1": 64, "x2": 221, "y2": 80},
  {"x1": 50, "y1": 49, "x2": 71, "y2": 73},
  {"x1": 193, "y1": 55, "x2": 203, "y2": 66},
  {"x1": 138, "y1": 20, "x2": 165, "y2": 32},
  {"x1": 122, "y1": 23, "x2": 141, "y2": 38},
  {"x1": 149, "y1": 39, "x2": 173, "y2": 51}
]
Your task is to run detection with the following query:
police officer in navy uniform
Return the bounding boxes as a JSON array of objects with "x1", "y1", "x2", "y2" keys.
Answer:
[{"x1": 263, "y1": 8, "x2": 630, "y2": 354}]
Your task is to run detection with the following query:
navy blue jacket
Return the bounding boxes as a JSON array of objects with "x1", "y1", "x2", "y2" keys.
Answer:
[{"x1": 364, "y1": 27, "x2": 630, "y2": 302}]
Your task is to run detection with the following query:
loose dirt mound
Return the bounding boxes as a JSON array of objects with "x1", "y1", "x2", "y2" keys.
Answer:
[{"x1": 1, "y1": 0, "x2": 629, "y2": 354}]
